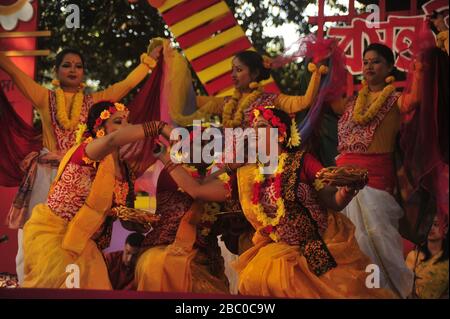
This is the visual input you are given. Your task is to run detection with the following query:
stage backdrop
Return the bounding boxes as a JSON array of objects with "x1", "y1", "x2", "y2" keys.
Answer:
[{"x1": 0, "y1": 0, "x2": 42, "y2": 274}]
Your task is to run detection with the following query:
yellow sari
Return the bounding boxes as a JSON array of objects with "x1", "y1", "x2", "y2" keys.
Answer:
[
  {"x1": 22, "y1": 145, "x2": 114, "y2": 289},
  {"x1": 135, "y1": 201, "x2": 229, "y2": 294},
  {"x1": 234, "y1": 165, "x2": 395, "y2": 298}
]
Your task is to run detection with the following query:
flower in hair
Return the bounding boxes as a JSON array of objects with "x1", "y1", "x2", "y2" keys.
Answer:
[
  {"x1": 96, "y1": 128, "x2": 105, "y2": 138},
  {"x1": 100, "y1": 110, "x2": 111, "y2": 120},
  {"x1": 262, "y1": 55, "x2": 273, "y2": 69}
]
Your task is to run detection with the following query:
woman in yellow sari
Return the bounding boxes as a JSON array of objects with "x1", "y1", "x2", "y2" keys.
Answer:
[
  {"x1": 23, "y1": 100, "x2": 170, "y2": 289},
  {"x1": 406, "y1": 215, "x2": 449, "y2": 299},
  {"x1": 135, "y1": 126, "x2": 235, "y2": 294},
  {"x1": 1, "y1": 43, "x2": 162, "y2": 284},
  {"x1": 152, "y1": 106, "x2": 394, "y2": 298},
  {"x1": 162, "y1": 47, "x2": 329, "y2": 129}
]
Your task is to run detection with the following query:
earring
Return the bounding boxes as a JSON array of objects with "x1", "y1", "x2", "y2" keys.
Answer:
[
  {"x1": 385, "y1": 75, "x2": 395, "y2": 84},
  {"x1": 51, "y1": 79, "x2": 60, "y2": 87},
  {"x1": 249, "y1": 82, "x2": 259, "y2": 90}
]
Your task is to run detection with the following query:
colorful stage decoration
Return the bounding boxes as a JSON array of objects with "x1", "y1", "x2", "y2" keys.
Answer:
[
  {"x1": 0, "y1": 0, "x2": 34, "y2": 31},
  {"x1": 144, "y1": 0, "x2": 279, "y2": 97},
  {"x1": 309, "y1": 0, "x2": 449, "y2": 95},
  {"x1": 0, "y1": 0, "x2": 50, "y2": 275}
]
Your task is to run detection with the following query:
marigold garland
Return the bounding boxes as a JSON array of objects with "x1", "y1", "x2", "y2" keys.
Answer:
[
  {"x1": 183, "y1": 164, "x2": 226, "y2": 237},
  {"x1": 222, "y1": 83, "x2": 264, "y2": 128},
  {"x1": 252, "y1": 152, "x2": 288, "y2": 242},
  {"x1": 352, "y1": 81, "x2": 396, "y2": 125},
  {"x1": 75, "y1": 123, "x2": 87, "y2": 145},
  {"x1": 55, "y1": 87, "x2": 84, "y2": 130}
]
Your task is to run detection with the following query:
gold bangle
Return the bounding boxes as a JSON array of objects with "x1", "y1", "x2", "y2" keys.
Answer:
[{"x1": 140, "y1": 53, "x2": 157, "y2": 69}]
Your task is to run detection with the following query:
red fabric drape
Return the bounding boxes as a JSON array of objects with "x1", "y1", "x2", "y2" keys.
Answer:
[
  {"x1": 120, "y1": 57, "x2": 163, "y2": 178},
  {"x1": 397, "y1": 45, "x2": 449, "y2": 244},
  {"x1": 0, "y1": 89, "x2": 41, "y2": 187}
]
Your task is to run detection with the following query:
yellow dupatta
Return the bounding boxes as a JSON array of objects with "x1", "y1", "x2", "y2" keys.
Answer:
[
  {"x1": 22, "y1": 144, "x2": 115, "y2": 289},
  {"x1": 51, "y1": 144, "x2": 116, "y2": 255}
]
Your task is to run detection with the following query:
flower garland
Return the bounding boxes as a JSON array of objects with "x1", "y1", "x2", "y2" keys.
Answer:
[
  {"x1": 140, "y1": 53, "x2": 157, "y2": 70},
  {"x1": 81, "y1": 136, "x2": 95, "y2": 166},
  {"x1": 352, "y1": 80, "x2": 396, "y2": 125},
  {"x1": 200, "y1": 202, "x2": 221, "y2": 237},
  {"x1": 251, "y1": 152, "x2": 288, "y2": 242},
  {"x1": 249, "y1": 105, "x2": 287, "y2": 137},
  {"x1": 222, "y1": 82, "x2": 264, "y2": 128},
  {"x1": 218, "y1": 172, "x2": 232, "y2": 199},
  {"x1": 182, "y1": 164, "x2": 230, "y2": 237},
  {"x1": 55, "y1": 87, "x2": 84, "y2": 130}
]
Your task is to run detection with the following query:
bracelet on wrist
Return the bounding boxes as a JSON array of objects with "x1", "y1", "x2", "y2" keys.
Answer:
[{"x1": 140, "y1": 53, "x2": 157, "y2": 69}]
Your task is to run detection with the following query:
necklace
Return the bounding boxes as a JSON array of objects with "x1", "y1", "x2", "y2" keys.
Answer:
[
  {"x1": 55, "y1": 87, "x2": 84, "y2": 130},
  {"x1": 352, "y1": 83, "x2": 395, "y2": 125},
  {"x1": 222, "y1": 84, "x2": 264, "y2": 128},
  {"x1": 251, "y1": 153, "x2": 288, "y2": 241}
]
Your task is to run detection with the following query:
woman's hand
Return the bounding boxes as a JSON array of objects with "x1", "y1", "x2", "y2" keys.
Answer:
[
  {"x1": 153, "y1": 141, "x2": 170, "y2": 164},
  {"x1": 149, "y1": 45, "x2": 163, "y2": 61}
]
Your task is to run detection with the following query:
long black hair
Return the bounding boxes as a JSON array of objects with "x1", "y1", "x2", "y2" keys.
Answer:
[
  {"x1": 261, "y1": 107, "x2": 304, "y2": 154},
  {"x1": 234, "y1": 51, "x2": 271, "y2": 82},
  {"x1": 419, "y1": 231, "x2": 449, "y2": 264},
  {"x1": 86, "y1": 100, "x2": 114, "y2": 136},
  {"x1": 86, "y1": 100, "x2": 136, "y2": 207}
]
